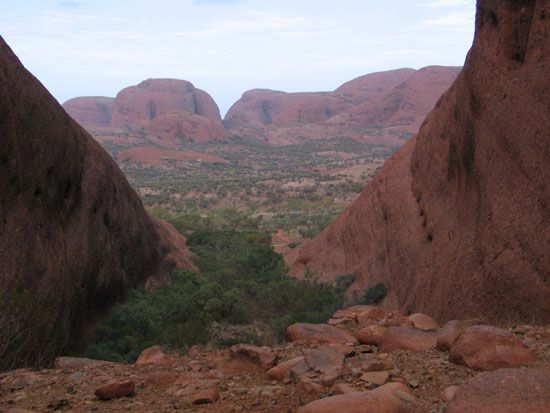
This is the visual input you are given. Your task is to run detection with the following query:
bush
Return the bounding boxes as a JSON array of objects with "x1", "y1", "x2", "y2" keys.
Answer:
[
  {"x1": 363, "y1": 283, "x2": 388, "y2": 305},
  {"x1": 83, "y1": 221, "x2": 346, "y2": 362}
]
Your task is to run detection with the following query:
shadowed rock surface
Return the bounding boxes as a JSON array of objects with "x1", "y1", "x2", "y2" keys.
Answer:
[
  {"x1": 287, "y1": 0, "x2": 550, "y2": 324},
  {"x1": 0, "y1": 37, "x2": 193, "y2": 371}
]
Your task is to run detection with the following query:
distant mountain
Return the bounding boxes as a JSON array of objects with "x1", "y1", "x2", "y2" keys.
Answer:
[
  {"x1": 224, "y1": 67, "x2": 460, "y2": 145},
  {"x1": 63, "y1": 78, "x2": 230, "y2": 146},
  {"x1": 63, "y1": 96, "x2": 115, "y2": 127}
]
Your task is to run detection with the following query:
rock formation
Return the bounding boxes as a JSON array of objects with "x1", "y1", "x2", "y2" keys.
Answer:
[
  {"x1": 111, "y1": 78, "x2": 223, "y2": 128},
  {"x1": 0, "y1": 37, "x2": 194, "y2": 371},
  {"x1": 62, "y1": 96, "x2": 114, "y2": 128},
  {"x1": 63, "y1": 79, "x2": 229, "y2": 146},
  {"x1": 224, "y1": 66, "x2": 460, "y2": 145},
  {"x1": 287, "y1": 0, "x2": 550, "y2": 324}
]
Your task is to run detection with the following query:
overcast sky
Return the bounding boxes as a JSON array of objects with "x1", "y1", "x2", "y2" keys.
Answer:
[{"x1": 1, "y1": 0, "x2": 476, "y2": 115}]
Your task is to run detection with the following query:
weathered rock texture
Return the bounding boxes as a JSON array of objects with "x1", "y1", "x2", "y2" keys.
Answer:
[
  {"x1": 110, "y1": 78, "x2": 229, "y2": 145},
  {"x1": 447, "y1": 368, "x2": 550, "y2": 413},
  {"x1": 287, "y1": 0, "x2": 550, "y2": 324},
  {"x1": 62, "y1": 96, "x2": 115, "y2": 127},
  {"x1": 111, "y1": 78, "x2": 222, "y2": 128},
  {"x1": 0, "y1": 37, "x2": 194, "y2": 371},
  {"x1": 224, "y1": 66, "x2": 460, "y2": 145},
  {"x1": 64, "y1": 78, "x2": 229, "y2": 146}
]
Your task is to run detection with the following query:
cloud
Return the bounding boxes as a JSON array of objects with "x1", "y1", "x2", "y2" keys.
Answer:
[{"x1": 165, "y1": 11, "x2": 333, "y2": 39}]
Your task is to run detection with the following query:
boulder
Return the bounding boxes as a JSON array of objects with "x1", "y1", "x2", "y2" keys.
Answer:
[
  {"x1": 229, "y1": 344, "x2": 277, "y2": 370},
  {"x1": 406, "y1": 313, "x2": 439, "y2": 331},
  {"x1": 360, "y1": 370, "x2": 392, "y2": 386},
  {"x1": 304, "y1": 346, "x2": 345, "y2": 374},
  {"x1": 191, "y1": 388, "x2": 220, "y2": 404},
  {"x1": 449, "y1": 325, "x2": 535, "y2": 370},
  {"x1": 95, "y1": 381, "x2": 135, "y2": 400},
  {"x1": 330, "y1": 305, "x2": 386, "y2": 327},
  {"x1": 297, "y1": 382, "x2": 414, "y2": 413},
  {"x1": 356, "y1": 325, "x2": 387, "y2": 345},
  {"x1": 266, "y1": 357, "x2": 309, "y2": 381},
  {"x1": 447, "y1": 368, "x2": 550, "y2": 413},
  {"x1": 436, "y1": 320, "x2": 467, "y2": 351},
  {"x1": 378, "y1": 327, "x2": 438, "y2": 353},
  {"x1": 135, "y1": 346, "x2": 169, "y2": 365}
]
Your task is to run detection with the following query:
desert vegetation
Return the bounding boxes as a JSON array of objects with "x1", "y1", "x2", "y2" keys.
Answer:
[{"x1": 83, "y1": 210, "x2": 359, "y2": 362}]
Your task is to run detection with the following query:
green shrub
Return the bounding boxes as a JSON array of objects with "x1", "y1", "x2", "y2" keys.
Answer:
[
  {"x1": 83, "y1": 221, "x2": 346, "y2": 362},
  {"x1": 363, "y1": 283, "x2": 388, "y2": 305}
]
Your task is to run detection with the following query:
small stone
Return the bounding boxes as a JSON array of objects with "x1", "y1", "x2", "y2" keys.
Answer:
[
  {"x1": 320, "y1": 368, "x2": 343, "y2": 387},
  {"x1": 408, "y1": 379, "x2": 420, "y2": 389},
  {"x1": 360, "y1": 370, "x2": 391, "y2": 386},
  {"x1": 407, "y1": 313, "x2": 439, "y2": 331},
  {"x1": 135, "y1": 346, "x2": 169, "y2": 365},
  {"x1": 441, "y1": 385, "x2": 459, "y2": 402},
  {"x1": 191, "y1": 388, "x2": 220, "y2": 404},
  {"x1": 95, "y1": 380, "x2": 136, "y2": 400},
  {"x1": 229, "y1": 344, "x2": 278, "y2": 370},
  {"x1": 334, "y1": 383, "x2": 358, "y2": 394}
]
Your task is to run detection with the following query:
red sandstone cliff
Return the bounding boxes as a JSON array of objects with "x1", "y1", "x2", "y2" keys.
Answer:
[
  {"x1": 0, "y1": 38, "x2": 194, "y2": 370},
  {"x1": 287, "y1": 0, "x2": 550, "y2": 324}
]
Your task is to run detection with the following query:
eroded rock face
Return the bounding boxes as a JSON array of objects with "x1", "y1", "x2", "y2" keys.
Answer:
[
  {"x1": 0, "y1": 37, "x2": 193, "y2": 371},
  {"x1": 286, "y1": 0, "x2": 550, "y2": 324}
]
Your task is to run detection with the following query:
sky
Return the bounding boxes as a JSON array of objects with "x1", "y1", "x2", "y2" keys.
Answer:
[{"x1": 0, "y1": 0, "x2": 476, "y2": 115}]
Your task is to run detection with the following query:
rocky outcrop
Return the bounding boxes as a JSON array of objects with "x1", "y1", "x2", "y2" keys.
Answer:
[
  {"x1": 64, "y1": 79, "x2": 229, "y2": 146},
  {"x1": 224, "y1": 67, "x2": 460, "y2": 145},
  {"x1": 331, "y1": 66, "x2": 461, "y2": 134},
  {"x1": 110, "y1": 79, "x2": 230, "y2": 146},
  {"x1": 447, "y1": 368, "x2": 550, "y2": 413},
  {"x1": 111, "y1": 78, "x2": 222, "y2": 128},
  {"x1": 0, "y1": 37, "x2": 193, "y2": 371},
  {"x1": 62, "y1": 97, "x2": 114, "y2": 127},
  {"x1": 287, "y1": 0, "x2": 550, "y2": 324}
]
